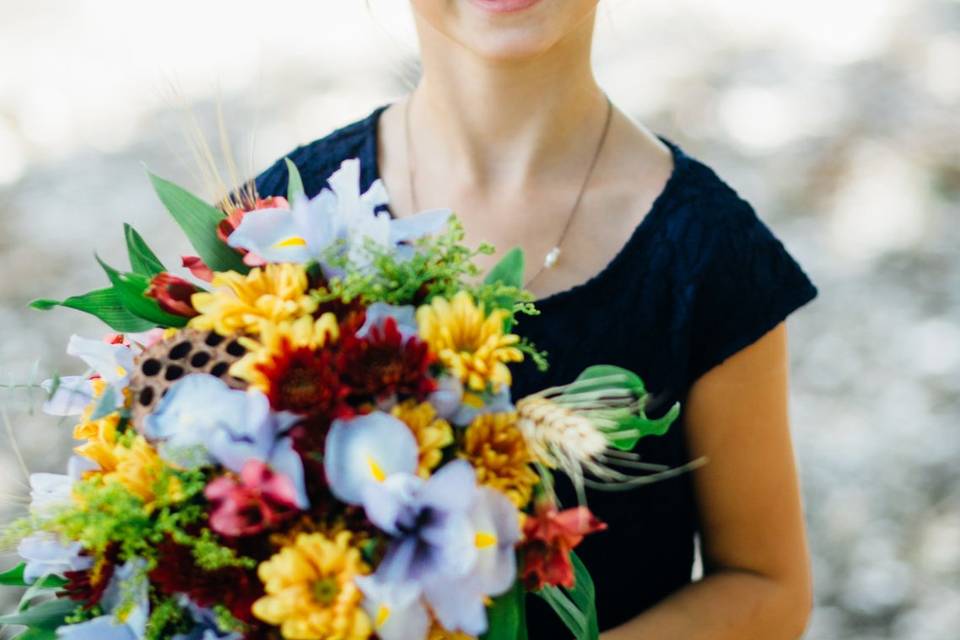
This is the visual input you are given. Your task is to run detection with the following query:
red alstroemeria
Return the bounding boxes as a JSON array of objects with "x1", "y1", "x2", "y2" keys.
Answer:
[
  {"x1": 337, "y1": 316, "x2": 437, "y2": 402},
  {"x1": 145, "y1": 272, "x2": 201, "y2": 318},
  {"x1": 520, "y1": 500, "x2": 607, "y2": 591},
  {"x1": 204, "y1": 460, "x2": 299, "y2": 537},
  {"x1": 216, "y1": 195, "x2": 290, "y2": 244},
  {"x1": 181, "y1": 255, "x2": 214, "y2": 282}
]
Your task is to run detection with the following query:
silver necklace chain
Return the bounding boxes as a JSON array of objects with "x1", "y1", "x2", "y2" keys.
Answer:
[{"x1": 404, "y1": 91, "x2": 615, "y2": 288}]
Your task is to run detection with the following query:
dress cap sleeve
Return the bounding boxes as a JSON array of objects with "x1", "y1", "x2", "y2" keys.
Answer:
[{"x1": 687, "y1": 198, "x2": 818, "y2": 384}]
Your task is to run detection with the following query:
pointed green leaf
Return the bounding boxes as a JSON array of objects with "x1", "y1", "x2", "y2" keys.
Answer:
[
  {"x1": 0, "y1": 563, "x2": 27, "y2": 586},
  {"x1": 536, "y1": 552, "x2": 598, "y2": 640},
  {"x1": 568, "y1": 552, "x2": 599, "y2": 640},
  {"x1": 96, "y1": 256, "x2": 187, "y2": 328},
  {"x1": 30, "y1": 289, "x2": 155, "y2": 333},
  {"x1": 484, "y1": 247, "x2": 525, "y2": 288},
  {"x1": 608, "y1": 401, "x2": 681, "y2": 451},
  {"x1": 481, "y1": 580, "x2": 527, "y2": 640},
  {"x1": 123, "y1": 223, "x2": 166, "y2": 276},
  {"x1": 0, "y1": 598, "x2": 78, "y2": 629},
  {"x1": 148, "y1": 172, "x2": 248, "y2": 273},
  {"x1": 18, "y1": 574, "x2": 68, "y2": 613},
  {"x1": 284, "y1": 158, "x2": 305, "y2": 203},
  {"x1": 13, "y1": 627, "x2": 58, "y2": 640}
]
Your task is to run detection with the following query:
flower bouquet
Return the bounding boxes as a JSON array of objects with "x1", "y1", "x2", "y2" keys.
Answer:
[{"x1": 0, "y1": 157, "x2": 681, "y2": 640}]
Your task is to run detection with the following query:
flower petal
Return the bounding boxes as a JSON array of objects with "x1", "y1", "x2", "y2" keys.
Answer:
[
  {"x1": 228, "y1": 208, "x2": 312, "y2": 263},
  {"x1": 324, "y1": 412, "x2": 419, "y2": 505},
  {"x1": 388, "y1": 208, "x2": 452, "y2": 244},
  {"x1": 41, "y1": 376, "x2": 94, "y2": 416},
  {"x1": 357, "y1": 574, "x2": 429, "y2": 640}
]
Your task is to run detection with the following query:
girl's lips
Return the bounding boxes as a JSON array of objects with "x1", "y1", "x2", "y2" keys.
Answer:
[{"x1": 467, "y1": 0, "x2": 542, "y2": 14}]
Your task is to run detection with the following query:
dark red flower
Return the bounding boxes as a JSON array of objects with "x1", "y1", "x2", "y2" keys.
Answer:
[
  {"x1": 60, "y1": 545, "x2": 119, "y2": 608},
  {"x1": 257, "y1": 341, "x2": 352, "y2": 419},
  {"x1": 146, "y1": 272, "x2": 200, "y2": 318},
  {"x1": 205, "y1": 461, "x2": 300, "y2": 537},
  {"x1": 520, "y1": 501, "x2": 606, "y2": 591},
  {"x1": 337, "y1": 316, "x2": 436, "y2": 402},
  {"x1": 149, "y1": 536, "x2": 262, "y2": 623}
]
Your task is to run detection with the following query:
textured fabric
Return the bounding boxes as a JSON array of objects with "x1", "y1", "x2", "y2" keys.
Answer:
[{"x1": 252, "y1": 102, "x2": 819, "y2": 636}]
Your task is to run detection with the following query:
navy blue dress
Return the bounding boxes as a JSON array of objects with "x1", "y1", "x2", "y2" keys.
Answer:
[{"x1": 252, "y1": 102, "x2": 819, "y2": 636}]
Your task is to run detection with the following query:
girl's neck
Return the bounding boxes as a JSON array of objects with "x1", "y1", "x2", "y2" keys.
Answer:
[{"x1": 410, "y1": 11, "x2": 607, "y2": 190}]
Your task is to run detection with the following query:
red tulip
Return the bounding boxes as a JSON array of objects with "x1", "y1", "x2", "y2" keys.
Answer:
[{"x1": 145, "y1": 272, "x2": 200, "y2": 317}]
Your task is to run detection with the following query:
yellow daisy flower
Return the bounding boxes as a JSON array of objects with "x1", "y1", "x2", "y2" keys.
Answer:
[
  {"x1": 460, "y1": 412, "x2": 538, "y2": 509},
  {"x1": 104, "y1": 436, "x2": 182, "y2": 506},
  {"x1": 189, "y1": 264, "x2": 318, "y2": 336},
  {"x1": 230, "y1": 313, "x2": 340, "y2": 394},
  {"x1": 416, "y1": 292, "x2": 523, "y2": 393},
  {"x1": 253, "y1": 531, "x2": 372, "y2": 640},
  {"x1": 73, "y1": 412, "x2": 122, "y2": 473},
  {"x1": 390, "y1": 400, "x2": 454, "y2": 478}
]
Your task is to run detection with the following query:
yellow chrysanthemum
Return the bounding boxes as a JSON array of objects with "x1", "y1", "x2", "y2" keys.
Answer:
[
  {"x1": 416, "y1": 292, "x2": 523, "y2": 393},
  {"x1": 390, "y1": 400, "x2": 454, "y2": 478},
  {"x1": 73, "y1": 412, "x2": 122, "y2": 472},
  {"x1": 189, "y1": 264, "x2": 318, "y2": 336},
  {"x1": 253, "y1": 531, "x2": 372, "y2": 640},
  {"x1": 103, "y1": 436, "x2": 181, "y2": 505},
  {"x1": 460, "y1": 412, "x2": 538, "y2": 509},
  {"x1": 230, "y1": 313, "x2": 340, "y2": 393}
]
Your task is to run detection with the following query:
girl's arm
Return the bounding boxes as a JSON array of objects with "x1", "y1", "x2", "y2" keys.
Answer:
[{"x1": 601, "y1": 321, "x2": 814, "y2": 639}]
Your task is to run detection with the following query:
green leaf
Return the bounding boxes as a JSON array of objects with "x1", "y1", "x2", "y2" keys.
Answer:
[
  {"x1": 14, "y1": 627, "x2": 58, "y2": 640},
  {"x1": 568, "y1": 552, "x2": 598, "y2": 639},
  {"x1": 19, "y1": 574, "x2": 68, "y2": 612},
  {"x1": 609, "y1": 402, "x2": 681, "y2": 451},
  {"x1": 0, "y1": 564, "x2": 69, "y2": 591},
  {"x1": 484, "y1": 248, "x2": 525, "y2": 289},
  {"x1": 29, "y1": 289, "x2": 155, "y2": 333},
  {"x1": 564, "y1": 365, "x2": 677, "y2": 451},
  {"x1": 96, "y1": 256, "x2": 187, "y2": 328},
  {"x1": 570, "y1": 365, "x2": 646, "y2": 397},
  {"x1": 535, "y1": 552, "x2": 598, "y2": 640},
  {"x1": 148, "y1": 172, "x2": 248, "y2": 273},
  {"x1": 284, "y1": 158, "x2": 305, "y2": 203},
  {"x1": 481, "y1": 580, "x2": 527, "y2": 640},
  {"x1": 124, "y1": 223, "x2": 166, "y2": 276},
  {"x1": 0, "y1": 563, "x2": 27, "y2": 587},
  {"x1": 0, "y1": 598, "x2": 78, "y2": 629}
]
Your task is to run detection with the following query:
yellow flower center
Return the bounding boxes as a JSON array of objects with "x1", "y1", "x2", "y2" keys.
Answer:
[
  {"x1": 475, "y1": 531, "x2": 497, "y2": 549},
  {"x1": 367, "y1": 456, "x2": 386, "y2": 483},
  {"x1": 312, "y1": 577, "x2": 340, "y2": 605},
  {"x1": 376, "y1": 604, "x2": 391, "y2": 628}
]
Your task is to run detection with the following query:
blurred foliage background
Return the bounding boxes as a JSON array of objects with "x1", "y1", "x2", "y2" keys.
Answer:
[{"x1": 1, "y1": 1, "x2": 957, "y2": 638}]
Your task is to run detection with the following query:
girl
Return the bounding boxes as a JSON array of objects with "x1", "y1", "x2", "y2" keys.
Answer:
[{"x1": 250, "y1": 2, "x2": 818, "y2": 637}]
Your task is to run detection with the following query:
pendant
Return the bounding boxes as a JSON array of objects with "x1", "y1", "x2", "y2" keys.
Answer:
[{"x1": 544, "y1": 246, "x2": 561, "y2": 269}]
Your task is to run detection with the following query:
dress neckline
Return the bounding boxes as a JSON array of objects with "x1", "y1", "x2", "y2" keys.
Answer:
[{"x1": 360, "y1": 101, "x2": 689, "y2": 307}]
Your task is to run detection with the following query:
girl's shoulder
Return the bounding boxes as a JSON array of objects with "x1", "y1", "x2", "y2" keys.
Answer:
[
  {"x1": 253, "y1": 103, "x2": 387, "y2": 200},
  {"x1": 650, "y1": 140, "x2": 820, "y2": 383}
]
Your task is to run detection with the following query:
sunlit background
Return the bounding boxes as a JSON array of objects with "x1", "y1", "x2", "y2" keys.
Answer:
[{"x1": 1, "y1": 1, "x2": 958, "y2": 638}]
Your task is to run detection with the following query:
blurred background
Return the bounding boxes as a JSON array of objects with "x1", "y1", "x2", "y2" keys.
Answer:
[{"x1": 0, "y1": 1, "x2": 957, "y2": 638}]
